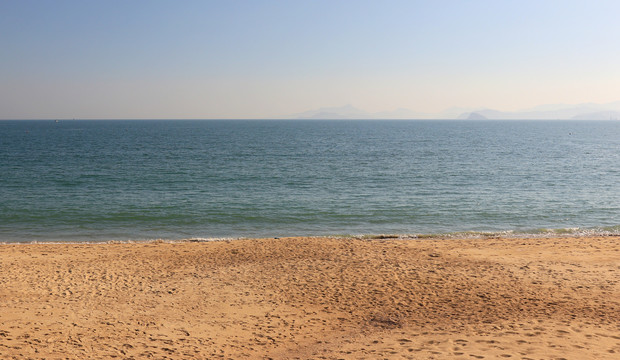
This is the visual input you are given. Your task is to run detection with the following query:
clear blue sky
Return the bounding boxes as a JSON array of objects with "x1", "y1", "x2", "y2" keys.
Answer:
[{"x1": 2, "y1": 0, "x2": 619, "y2": 119}]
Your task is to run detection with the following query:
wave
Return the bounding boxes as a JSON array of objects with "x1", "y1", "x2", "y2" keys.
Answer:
[
  {"x1": 3, "y1": 225, "x2": 620, "y2": 244},
  {"x1": 354, "y1": 226, "x2": 620, "y2": 240}
]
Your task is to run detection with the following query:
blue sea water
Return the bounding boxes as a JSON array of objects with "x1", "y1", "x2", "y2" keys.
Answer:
[{"x1": 1, "y1": 119, "x2": 620, "y2": 242}]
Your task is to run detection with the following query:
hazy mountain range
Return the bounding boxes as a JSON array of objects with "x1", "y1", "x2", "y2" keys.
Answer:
[{"x1": 283, "y1": 102, "x2": 620, "y2": 120}]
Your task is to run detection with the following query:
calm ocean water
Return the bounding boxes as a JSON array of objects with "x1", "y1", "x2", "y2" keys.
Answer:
[{"x1": 1, "y1": 119, "x2": 620, "y2": 242}]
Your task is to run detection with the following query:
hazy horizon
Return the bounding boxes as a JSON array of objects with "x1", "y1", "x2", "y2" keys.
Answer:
[{"x1": 2, "y1": 0, "x2": 620, "y2": 119}]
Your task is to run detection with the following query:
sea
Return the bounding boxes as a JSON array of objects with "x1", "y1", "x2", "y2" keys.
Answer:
[{"x1": 1, "y1": 119, "x2": 620, "y2": 243}]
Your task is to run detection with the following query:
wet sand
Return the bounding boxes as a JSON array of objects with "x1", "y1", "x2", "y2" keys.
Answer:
[{"x1": 1, "y1": 236, "x2": 619, "y2": 359}]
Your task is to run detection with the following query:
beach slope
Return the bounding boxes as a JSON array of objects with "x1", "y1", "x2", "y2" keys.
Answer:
[{"x1": 1, "y1": 236, "x2": 619, "y2": 359}]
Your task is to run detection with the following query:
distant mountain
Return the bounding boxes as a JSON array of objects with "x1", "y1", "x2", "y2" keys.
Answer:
[
  {"x1": 457, "y1": 109, "x2": 503, "y2": 120},
  {"x1": 291, "y1": 105, "x2": 371, "y2": 119},
  {"x1": 457, "y1": 102, "x2": 620, "y2": 120},
  {"x1": 521, "y1": 101, "x2": 620, "y2": 113},
  {"x1": 287, "y1": 105, "x2": 434, "y2": 119},
  {"x1": 571, "y1": 111, "x2": 620, "y2": 120},
  {"x1": 281, "y1": 101, "x2": 620, "y2": 120},
  {"x1": 436, "y1": 106, "x2": 480, "y2": 119},
  {"x1": 373, "y1": 107, "x2": 432, "y2": 119},
  {"x1": 300, "y1": 111, "x2": 351, "y2": 119},
  {"x1": 465, "y1": 112, "x2": 488, "y2": 120}
]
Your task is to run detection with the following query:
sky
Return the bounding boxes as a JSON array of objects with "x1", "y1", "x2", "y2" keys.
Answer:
[{"x1": 1, "y1": 0, "x2": 620, "y2": 119}]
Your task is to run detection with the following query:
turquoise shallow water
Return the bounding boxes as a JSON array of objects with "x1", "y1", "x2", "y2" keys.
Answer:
[{"x1": 1, "y1": 119, "x2": 620, "y2": 242}]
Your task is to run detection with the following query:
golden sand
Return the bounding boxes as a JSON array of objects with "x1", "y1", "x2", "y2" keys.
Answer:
[{"x1": 1, "y1": 236, "x2": 619, "y2": 359}]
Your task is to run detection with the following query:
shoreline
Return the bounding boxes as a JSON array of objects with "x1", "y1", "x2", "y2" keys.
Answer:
[
  {"x1": 1, "y1": 235, "x2": 619, "y2": 358},
  {"x1": 3, "y1": 227, "x2": 620, "y2": 245}
]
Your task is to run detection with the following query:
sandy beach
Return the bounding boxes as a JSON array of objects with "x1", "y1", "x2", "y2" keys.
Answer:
[{"x1": 1, "y1": 236, "x2": 619, "y2": 359}]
